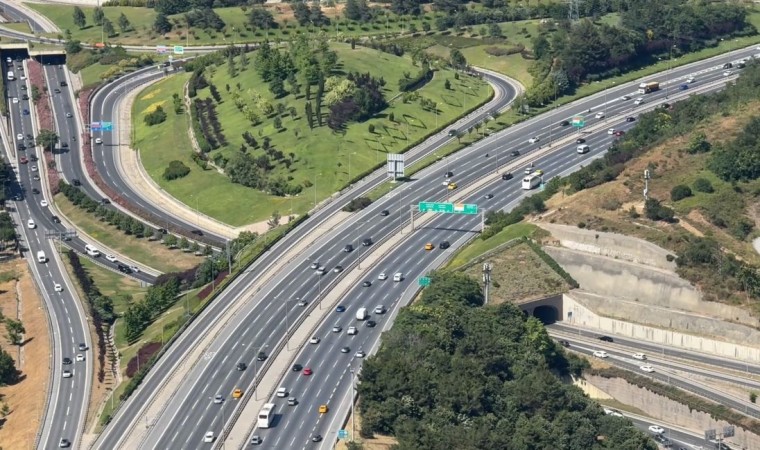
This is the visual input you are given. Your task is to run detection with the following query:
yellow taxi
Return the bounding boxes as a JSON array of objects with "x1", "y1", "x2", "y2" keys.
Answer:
[
  {"x1": 447, "y1": 182, "x2": 457, "y2": 190},
  {"x1": 232, "y1": 388, "x2": 243, "y2": 399},
  {"x1": 424, "y1": 243, "x2": 434, "y2": 251},
  {"x1": 318, "y1": 404, "x2": 329, "y2": 414}
]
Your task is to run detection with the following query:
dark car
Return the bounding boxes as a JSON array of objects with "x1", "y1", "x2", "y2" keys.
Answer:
[
  {"x1": 63, "y1": 357, "x2": 72, "y2": 365},
  {"x1": 625, "y1": 116, "x2": 636, "y2": 122},
  {"x1": 559, "y1": 120, "x2": 570, "y2": 126},
  {"x1": 598, "y1": 336, "x2": 614, "y2": 342},
  {"x1": 72, "y1": 179, "x2": 81, "y2": 186},
  {"x1": 362, "y1": 238, "x2": 373, "y2": 246},
  {"x1": 51, "y1": 215, "x2": 61, "y2": 223},
  {"x1": 444, "y1": 171, "x2": 454, "y2": 178},
  {"x1": 447, "y1": 129, "x2": 457, "y2": 137},
  {"x1": 439, "y1": 241, "x2": 450, "y2": 249},
  {"x1": 236, "y1": 362, "x2": 247, "y2": 371},
  {"x1": 21, "y1": 94, "x2": 28, "y2": 100},
  {"x1": 559, "y1": 340, "x2": 570, "y2": 348},
  {"x1": 501, "y1": 172, "x2": 513, "y2": 181},
  {"x1": 576, "y1": 138, "x2": 586, "y2": 144},
  {"x1": 17, "y1": 143, "x2": 24, "y2": 151},
  {"x1": 53, "y1": 88, "x2": 60, "y2": 94},
  {"x1": 362, "y1": 281, "x2": 372, "y2": 287},
  {"x1": 336, "y1": 305, "x2": 346, "y2": 313},
  {"x1": 510, "y1": 150, "x2": 520, "y2": 157},
  {"x1": 484, "y1": 194, "x2": 494, "y2": 200},
  {"x1": 30, "y1": 154, "x2": 37, "y2": 162},
  {"x1": 679, "y1": 83, "x2": 689, "y2": 90},
  {"x1": 654, "y1": 435, "x2": 673, "y2": 448},
  {"x1": 117, "y1": 264, "x2": 132, "y2": 274},
  {"x1": 101, "y1": 198, "x2": 111, "y2": 205},
  {"x1": 60, "y1": 80, "x2": 67, "y2": 87},
  {"x1": 366, "y1": 320, "x2": 377, "y2": 328},
  {"x1": 292, "y1": 364, "x2": 303, "y2": 372},
  {"x1": 311, "y1": 434, "x2": 323, "y2": 442},
  {"x1": 380, "y1": 209, "x2": 389, "y2": 216},
  {"x1": 723, "y1": 62, "x2": 733, "y2": 69},
  {"x1": 191, "y1": 229, "x2": 204, "y2": 236},
  {"x1": 343, "y1": 244, "x2": 353, "y2": 253},
  {"x1": 256, "y1": 351, "x2": 267, "y2": 361},
  {"x1": 31, "y1": 188, "x2": 40, "y2": 195}
]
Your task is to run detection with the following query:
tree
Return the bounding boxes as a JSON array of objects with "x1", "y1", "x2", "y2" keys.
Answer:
[
  {"x1": 65, "y1": 39, "x2": 83, "y2": 54},
  {"x1": 5, "y1": 319, "x2": 24, "y2": 345},
  {"x1": 305, "y1": 102, "x2": 314, "y2": 129},
  {"x1": 248, "y1": 8, "x2": 275, "y2": 31},
  {"x1": 449, "y1": 49, "x2": 467, "y2": 70},
  {"x1": 164, "y1": 234, "x2": 178, "y2": 248},
  {"x1": 273, "y1": 116, "x2": 283, "y2": 130},
  {"x1": 93, "y1": 6, "x2": 105, "y2": 26},
  {"x1": 644, "y1": 198, "x2": 675, "y2": 222},
  {"x1": 670, "y1": 185, "x2": 693, "y2": 201},
  {"x1": 444, "y1": 79, "x2": 451, "y2": 90},
  {"x1": 488, "y1": 23, "x2": 502, "y2": 38},
  {"x1": 269, "y1": 77, "x2": 286, "y2": 98},
  {"x1": 0, "y1": 346, "x2": 19, "y2": 385},
  {"x1": 693, "y1": 178, "x2": 714, "y2": 193},
  {"x1": 268, "y1": 210, "x2": 281, "y2": 230},
  {"x1": 154, "y1": 13, "x2": 172, "y2": 34},
  {"x1": 102, "y1": 18, "x2": 116, "y2": 37},
  {"x1": 72, "y1": 6, "x2": 86, "y2": 29},
  {"x1": 36, "y1": 129, "x2": 59, "y2": 152},
  {"x1": 179, "y1": 237, "x2": 190, "y2": 250},
  {"x1": 118, "y1": 13, "x2": 132, "y2": 32}
]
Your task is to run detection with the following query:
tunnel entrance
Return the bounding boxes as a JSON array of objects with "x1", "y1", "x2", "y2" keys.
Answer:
[{"x1": 533, "y1": 305, "x2": 559, "y2": 324}]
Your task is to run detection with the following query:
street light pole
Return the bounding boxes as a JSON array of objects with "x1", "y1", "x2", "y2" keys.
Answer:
[{"x1": 350, "y1": 367, "x2": 356, "y2": 442}]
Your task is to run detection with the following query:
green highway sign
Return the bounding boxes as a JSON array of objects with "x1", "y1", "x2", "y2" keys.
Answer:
[
  {"x1": 419, "y1": 202, "x2": 478, "y2": 215},
  {"x1": 173, "y1": 45, "x2": 185, "y2": 55},
  {"x1": 571, "y1": 116, "x2": 585, "y2": 127},
  {"x1": 418, "y1": 277, "x2": 431, "y2": 286}
]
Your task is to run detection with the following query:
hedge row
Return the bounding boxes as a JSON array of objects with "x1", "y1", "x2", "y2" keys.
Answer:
[{"x1": 524, "y1": 238, "x2": 579, "y2": 288}]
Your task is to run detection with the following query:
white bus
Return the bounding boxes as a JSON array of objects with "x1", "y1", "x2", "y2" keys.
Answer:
[
  {"x1": 6, "y1": 71, "x2": 14, "y2": 81},
  {"x1": 257, "y1": 403, "x2": 276, "y2": 428},
  {"x1": 521, "y1": 174, "x2": 541, "y2": 190}
]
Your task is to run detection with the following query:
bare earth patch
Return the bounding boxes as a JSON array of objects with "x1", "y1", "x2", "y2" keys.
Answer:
[
  {"x1": 334, "y1": 407, "x2": 397, "y2": 450},
  {"x1": 0, "y1": 258, "x2": 50, "y2": 449}
]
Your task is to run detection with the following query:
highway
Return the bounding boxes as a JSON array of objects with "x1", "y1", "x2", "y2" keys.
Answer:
[
  {"x1": 118, "y1": 49, "x2": 760, "y2": 450},
  {"x1": 0, "y1": 1, "x2": 46, "y2": 33},
  {"x1": 2, "y1": 55, "x2": 92, "y2": 449}
]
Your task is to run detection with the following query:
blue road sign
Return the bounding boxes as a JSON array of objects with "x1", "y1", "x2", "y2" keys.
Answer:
[
  {"x1": 90, "y1": 121, "x2": 101, "y2": 131},
  {"x1": 338, "y1": 429, "x2": 348, "y2": 439},
  {"x1": 101, "y1": 122, "x2": 113, "y2": 131}
]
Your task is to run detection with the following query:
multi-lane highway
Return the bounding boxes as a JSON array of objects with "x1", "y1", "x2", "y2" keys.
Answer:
[
  {"x1": 2, "y1": 55, "x2": 92, "y2": 449},
  {"x1": 98, "y1": 47, "x2": 760, "y2": 450}
]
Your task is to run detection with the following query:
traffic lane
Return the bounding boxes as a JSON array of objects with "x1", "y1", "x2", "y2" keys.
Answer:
[
  {"x1": 549, "y1": 323, "x2": 760, "y2": 376},
  {"x1": 628, "y1": 416, "x2": 705, "y2": 449},
  {"x1": 44, "y1": 66, "x2": 82, "y2": 182},
  {"x1": 0, "y1": 2, "x2": 47, "y2": 32}
]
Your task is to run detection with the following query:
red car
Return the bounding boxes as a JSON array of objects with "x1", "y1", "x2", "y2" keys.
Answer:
[
  {"x1": 19, "y1": 156, "x2": 28, "y2": 164},
  {"x1": 614, "y1": 130, "x2": 625, "y2": 137},
  {"x1": 303, "y1": 367, "x2": 313, "y2": 376}
]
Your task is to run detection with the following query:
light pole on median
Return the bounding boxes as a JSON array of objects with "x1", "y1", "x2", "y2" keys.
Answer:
[{"x1": 349, "y1": 366, "x2": 356, "y2": 442}]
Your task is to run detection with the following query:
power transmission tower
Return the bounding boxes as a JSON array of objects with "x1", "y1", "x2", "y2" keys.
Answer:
[{"x1": 567, "y1": 0, "x2": 581, "y2": 22}]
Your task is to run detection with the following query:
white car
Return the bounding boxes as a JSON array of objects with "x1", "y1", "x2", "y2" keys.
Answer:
[
  {"x1": 603, "y1": 407, "x2": 624, "y2": 417},
  {"x1": 347, "y1": 326, "x2": 357, "y2": 335},
  {"x1": 723, "y1": 70, "x2": 732, "y2": 76},
  {"x1": 595, "y1": 111, "x2": 605, "y2": 119},
  {"x1": 213, "y1": 394, "x2": 224, "y2": 404},
  {"x1": 620, "y1": 94, "x2": 631, "y2": 100},
  {"x1": 355, "y1": 350, "x2": 366, "y2": 358},
  {"x1": 129, "y1": 265, "x2": 140, "y2": 273},
  {"x1": 27, "y1": 219, "x2": 36, "y2": 229},
  {"x1": 686, "y1": 76, "x2": 695, "y2": 83},
  {"x1": 20, "y1": 75, "x2": 25, "y2": 81},
  {"x1": 105, "y1": 254, "x2": 117, "y2": 262},
  {"x1": 276, "y1": 387, "x2": 288, "y2": 398},
  {"x1": 309, "y1": 336, "x2": 320, "y2": 344},
  {"x1": 640, "y1": 365, "x2": 655, "y2": 373},
  {"x1": 16, "y1": 133, "x2": 23, "y2": 141},
  {"x1": 203, "y1": 431, "x2": 214, "y2": 443},
  {"x1": 634, "y1": 97, "x2": 644, "y2": 105},
  {"x1": 648, "y1": 425, "x2": 665, "y2": 434},
  {"x1": 316, "y1": 266, "x2": 326, "y2": 274},
  {"x1": 54, "y1": 283, "x2": 63, "y2": 292},
  {"x1": 31, "y1": 165, "x2": 38, "y2": 172},
  {"x1": 62, "y1": 370, "x2": 72, "y2": 378},
  {"x1": 374, "y1": 305, "x2": 385, "y2": 314},
  {"x1": 94, "y1": 137, "x2": 102, "y2": 145},
  {"x1": 377, "y1": 273, "x2": 388, "y2": 280},
  {"x1": 524, "y1": 166, "x2": 533, "y2": 175},
  {"x1": 12, "y1": 97, "x2": 18, "y2": 104},
  {"x1": 632, "y1": 352, "x2": 647, "y2": 360},
  {"x1": 76, "y1": 354, "x2": 85, "y2": 362},
  {"x1": 528, "y1": 136, "x2": 540, "y2": 144},
  {"x1": 607, "y1": 128, "x2": 615, "y2": 135},
  {"x1": 40, "y1": 199, "x2": 48, "y2": 207},
  {"x1": 592, "y1": 350, "x2": 608, "y2": 358},
  {"x1": 332, "y1": 325, "x2": 342, "y2": 333}
]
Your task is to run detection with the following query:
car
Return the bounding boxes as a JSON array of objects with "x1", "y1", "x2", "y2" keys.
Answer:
[
  {"x1": 559, "y1": 120, "x2": 570, "y2": 126},
  {"x1": 303, "y1": 367, "x2": 313, "y2": 376},
  {"x1": 62, "y1": 370, "x2": 72, "y2": 378},
  {"x1": 51, "y1": 215, "x2": 61, "y2": 224},
  {"x1": 63, "y1": 357, "x2": 72, "y2": 365},
  {"x1": 117, "y1": 264, "x2": 132, "y2": 274},
  {"x1": 30, "y1": 154, "x2": 37, "y2": 162},
  {"x1": 654, "y1": 435, "x2": 673, "y2": 447},
  {"x1": 203, "y1": 431, "x2": 214, "y2": 443},
  {"x1": 439, "y1": 241, "x2": 450, "y2": 249},
  {"x1": 648, "y1": 425, "x2": 665, "y2": 434},
  {"x1": 101, "y1": 198, "x2": 111, "y2": 205},
  {"x1": 292, "y1": 363, "x2": 303, "y2": 372},
  {"x1": 679, "y1": 83, "x2": 689, "y2": 90},
  {"x1": 374, "y1": 305, "x2": 385, "y2": 314},
  {"x1": 333, "y1": 265, "x2": 343, "y2": 273},
  {"x1": 21, "y1": 94, "x2": 28, "y2": 100},
  {"x1": 318, "y1": 404, "x2": 329, "y2": 414},
  {"x1": 534, "y1": 169, "x2": 544, "y2": 176},
  {"x1": 76, "y1": 354, "x2": 84, "y2": 362},
  {"x1": 362, "y1": 280, "x2": 372, "y2": 287},
  {"x1": 576, "y1": 138, "x2": 586, "y2": 144},
  {"x1": 78, "y1": 343, "x2": 87, "y2": 351},
  {"x1": 524, "y1": 166, "x2": 533, "y2": 175},
  {"x1": 607, "y1": 128, "x2": 615, "y2": 135},
  {"x1": 341, "y1": 346, "x2": 350, "y2": 353},
  {"x1": 366, "y1": 320, "x2": 377, "y2": 328},
  {"x1": 501, "y1": 172, "x2": 513, "y2": 180},
  {"x1": 316, "y1": 266, "x2": 326, "y2": 275},
  {"x1": 31, "y1": 165, "x2": 38, "y2": 172},
  {"x1": 22, "y1": 108, "x2": 29, "y2": 115},
  {"x1": 625, "y1": 116, "x2": 636, "y2": 123},
  {"x1": 311, "y1": 434, "x2": 323, "y2": 442},
  {"x1": 347, "y1": 326, "x2": 357, "y2": 335},
  {"x1": 27, "y1": 219, "x2": 36, "y2": 229},
  {"x1": 94, "y1": 137, "x2": 102, "y2": 145},
  {"x1": 213, "y1": 394, "x2": 224, "y2": 404},
  {"x1": 297, "y1": 299, "x2": 308, "y2": 307},
  {"x1": 333, "y1": 325, "x2": 342, "y2": 333},
  {"x1": 632, "y1": 353, "x2": 647, "y2": 360},
  {"x1": 621, "y1": 94, "x2": 631, "y2": 100},
  {"x1": 53, "y1": 88, "x2": 60, "y2": 94},
  {"x1": 40, "y1": 199, "x2": 48, "y2": 207},
  {"x1": 592, "y1": 350, "x2": 608, "y2": 358},
  {"x1": 251, "y1": 435, "x2": 263, "y2": 445},
  {"x1": 336, "y1": 305, "x2": 346, "y2": 313},
  {"x1": 287, "y1": 397, "x2": 298, "y2": 406},
  {"x1": 558, "y1": 340, "x2": 570, "y2": 348},
  {"x1": 484, "y1": 193, "x2": 494, "y2": 199},
  {"x1": 723, "y1": 70, "x2": 732, "y2": 76},
  {"x1": 309, "y1": 336, "x2": 320, "y2": 344},
  {"x1": 614, "y1": 130, "x2": 625, "y2": 137},
  {"x1": 276, "y1": 387, "x2": 288, "y2": 397},
  {"x1": 448, "y1": 129, "x2": 457, "y2": 137},
  {"x1": 687, "y1": 76, "x2": 695, "y2": 83},
  {"x1": 105, "y1": 254, "x2": 117, "y2": 263},
  {"x1": 595, "y1": 112, "x2": 605, "y2": 119},
  {"x1": 20, "y1": 84, "x2": 27, "y2": 90},
  {"x1": 723, "y1": 62, "x2": 733, "y2": 69},
  {"x1": 128, "y1": 265, "x2": 140, "y2": 274},
  {"x1": 634, "y1": 97, "x2": 645, "y2": 105},
  {"x1": 236, "y1": 362, "x2": 247, "y2": 371},
  {"x1": 598, "y1": 335, "x2": 613, "y2": 342},
  {"x1": 310, "y1": 261, "x2": 319, "y2": 270},
  {"x1": 447, "y1": 182, "x2": 457, "y2": 190},
  {"x1": 424, "y1": 242, "x2": 434, "y2": 251},
  {"x1": 528, "y1": 136, "x2": 540, "y2": 144},
  {"x1": 72, "y1": 179, "x2": 81, "y2": 186},
  {"x1": 343, "y1": 244, "x2": 353, "y2": 253},
  {"x1": 11, "y1": 97, "x2": 18, "y2": 104},
  {"x1": 362, "y1": 238, "x2": 373, "y2": 246},
  {"x1": 58, "y1": 438, "x2": 71, "y2": 448},
  {"x1": 31, "y1": 188, "x2": 40, "y2": 195},
  {"x1": 380, "y1": 209, "x2": 389, "y2": 216},
  {"x1": 54, "y1": 283, "x2": 63, "y2": 292},
  {"x1": 510, "y1": 150, "x2": 520, "y2": 157},
  {"x1": 354, "y1": 349, "x2": 367, "y2": 358},
  {"x1": 65, "y1": 112, "x2": 72, "y2": 118},
  {"x1": 444, "y1": 171, "x2": 454, "y2": 178},
  {"x1": 378, "y1": 273, "x2": 388, "y2": 280},
  {"x1": 256, "y1": 351, "x2": 267, "y2": 361},
  {"x1": 16, "y1": 133, "x2": 23, "y2": 141},
  {"x1": 640, "y1": 365, "x2": 655, "y2": 373}
]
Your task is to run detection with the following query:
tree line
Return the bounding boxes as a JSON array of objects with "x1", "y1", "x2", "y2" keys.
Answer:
[{"x1": 358, "y1": 271, "x2": 655, "y2": 449}]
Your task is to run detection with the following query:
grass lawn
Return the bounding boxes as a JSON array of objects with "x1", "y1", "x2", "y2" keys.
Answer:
[
  {"x1": 0, "y1": 22, "x2": 32, "y2": 34},
  {"x1": 79, "y1": 62, "x2": 117, "y2": 88},
  {"x1": 461, "y1": 47, "x2": 533, "y2": 87},
  {"x1": 134, "y1": 43, "x2": 491, "y2": 225},
  {"x1": 447, "y1": 222, "x2": 539, "y2": 269},
  {"x1": 55, "y1": 193, "x2": 202, "y2": 273}
]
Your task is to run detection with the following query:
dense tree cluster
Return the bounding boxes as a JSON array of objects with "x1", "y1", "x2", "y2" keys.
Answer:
[
  {"x1": 0, "y1": 346, "x2": 19, "y2": 385},
  {"x1": 184, "y1": 8, "x2": 225, "y2": 31},
  {"x1": 292, "y1": 2, "x2": 330, "y2": 27},
  {"x1": 123, "y1": 277, "x2": 181, "y2": 342},
  {"x1": 359, "y1": 272, "x2": 654, "y2": 450},
  {"x1": 327, "y1": 72, "x2": 387, "y2": 131},
  {"x1": 192, "y1": 98, "x2": 227, "y2": 149},
  {"x1": 163, "y1": 160, "x2": 191, "y2": 181},
  {"x1": 143, "y1": 105, "x2": 167, "y2": 126},
  {"x1": 710, "y1": 117, "x2": 760, "y2": 182},
  {"x1": 0, "y1": 213, "x2": 16, "y2": 244}
]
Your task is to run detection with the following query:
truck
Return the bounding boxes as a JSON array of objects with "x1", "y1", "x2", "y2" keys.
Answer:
[
  {"x1": 356, "y1": 307, "x2": 368, "y2": 321},
  {"x1": 637, "y1": 81, "x2": 659, "y2": 94}
]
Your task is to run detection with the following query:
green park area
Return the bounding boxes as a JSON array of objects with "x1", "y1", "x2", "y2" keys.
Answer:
[{"x1": 133, "y1": 42, "x2": 491, "y2": 226}]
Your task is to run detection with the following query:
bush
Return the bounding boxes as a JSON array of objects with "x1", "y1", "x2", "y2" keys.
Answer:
[
  {"x1": 163, "y1": 160, "x2": 190, "y2": 181},
  {"x1": 144, "y1": 105, "x2": 167, "y2": 126},
  {"x1": 693, "y1": 177, "x2": 714, "y2": 193},
  {"x1": 125, "y1": 342, "x2": 161, "y2": 378},
  {"x1": 644, "y1": 198, "x2": 675, "y2": 222},
  {"x1": 342, "y1": 196, "x2": 372, "y2": 212},
  {"x1": 670, "y1": 184, "x2": 693, "y2": 201}
]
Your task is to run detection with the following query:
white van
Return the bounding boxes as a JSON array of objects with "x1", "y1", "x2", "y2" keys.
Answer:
[
  {"x1": 355, "y1": 307, "x2": 368, "y2": 321},
  {"x1": 27, "y1": 219, "x2": 36, "y2": 229},
  {"x1": 36, "y1": 250, "x2": 46, "y2": 263},
  {"x1": 393, "y1": 272, "x2": 403, "y2": 282},
  {"x1": 577, "y1": 144, "x2": 590, "y2": 154},
  {"x1": 85, "y1": 244, "x2": 100, "y2": 257}
]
